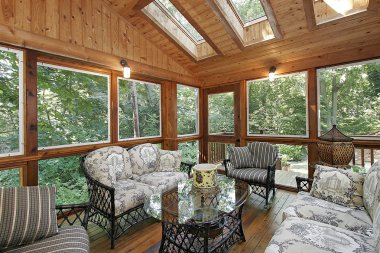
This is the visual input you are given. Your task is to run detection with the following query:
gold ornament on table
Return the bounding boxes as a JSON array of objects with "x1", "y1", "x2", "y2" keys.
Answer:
[{"x1": 192, "y1": 164, "x2": 218, "y2": 188}]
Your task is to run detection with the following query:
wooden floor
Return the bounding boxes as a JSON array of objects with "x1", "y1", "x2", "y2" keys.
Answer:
[
  {"x1": 275, "y1": 170, "x2": 306, "y2": 188},
  {"x1": 89, "y1": 189, "x2": 296, "y2": 253}
]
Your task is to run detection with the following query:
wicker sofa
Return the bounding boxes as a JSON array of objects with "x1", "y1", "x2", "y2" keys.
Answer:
[
  {"x1": 265, "y1": 161, "x2": 380, "y2": 253},
  {"x1": 81, "y1": 143, "x2": 193, "y2": 249}
]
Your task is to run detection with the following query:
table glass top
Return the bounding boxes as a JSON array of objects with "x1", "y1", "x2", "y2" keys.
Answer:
[{"x1": 144, "y1": 175, "x2": 250, "y2": 225}]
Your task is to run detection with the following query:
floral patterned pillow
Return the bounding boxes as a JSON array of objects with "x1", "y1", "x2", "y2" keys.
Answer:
[
  {"x1": 363, "y1": 161, "x2": 380, "y2": 220},
  {"x1": 158, "y1": 150, "x2": 181, "y2": 172},
  {"x1": 310, "y1": 165, "x2": 365, "y2": 208},
  {"x1": 129, "y1": 143, "x2": 160, "y2": 176}
]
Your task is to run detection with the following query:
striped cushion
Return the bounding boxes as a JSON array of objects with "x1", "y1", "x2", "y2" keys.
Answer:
[
  {"x1": 229, "y1": 147, "x2": 254, "y2": 169},
  {"x1": 228, "y1": 168, "x2": 267, "y2": 184},
  {"x1": 4, "y1": 226, "x2": 89, "y2": 253},
  {"x1": 248, "y1": 142, "x2": 278, "y2": 169},
  {"x1": 0, "y1": 186, "x2": 58, "y2": 251}
]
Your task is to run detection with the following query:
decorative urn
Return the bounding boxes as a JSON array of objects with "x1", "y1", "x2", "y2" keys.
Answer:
[{"x1": 193, "y1": 164, "x2": 218, "y2": 188}]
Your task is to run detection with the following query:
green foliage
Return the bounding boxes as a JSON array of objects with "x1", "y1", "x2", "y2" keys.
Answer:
[
  {"x1": 208, "y1": 92, "x2": 234, "y2": 134},
  {"x1": 177, "y1": 85, "x2": 198, "y2": 135},
  {"x1": 0, "y1": 169, "x2": 20, "y2": 187},
  {"x1": 278, "y1": 145, "x2": 307, "y2": 162},
  {"x1": 231, "y1": 0, "x2": 266, "y2": 23},
  {"x1": 178, "y1": 141, "x2": 199, "y2": 163}
]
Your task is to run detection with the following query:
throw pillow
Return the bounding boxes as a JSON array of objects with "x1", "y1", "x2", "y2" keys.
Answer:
[
  {"x1": 0, "y1": 186, "x2": 58, "y2": 250},
  {"x1": 158, "y1": 150, "x2": 181, "y2": 172},
  {"x1": 129, "y1": 143, "x2": 160, "y2": 176},
  {"x1": 248, "y1": 142, "x2": 278, "y2": 169},
  {"x1": 363, "y1": 160, "x2": 380, "y2": 220},
  {"x1": 310, "y1": 165, "x2": 365, "y2": 208},
  {"x1": 229, "y1": 146, "x2": 254, "y2": 169}
]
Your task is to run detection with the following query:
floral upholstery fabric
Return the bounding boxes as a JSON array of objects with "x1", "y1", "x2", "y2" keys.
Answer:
[
  {"x1": 158, "y1": 150, "x2": 181, "y2": 172},
  {"x1": 129, "y1": 143, "x2": 160, "y2": 176},
  {"x1": 264, "y1": 217, "x2": 376, "y2": 253},
  {"x1": 283, "y1": 192, "x2": 373, "y2": 236},
  {"x1": 310, "y1": 165, "x2": 364, "y2": 208},
  {"x1": 84, "y1": 146, "x2": 133, "y2": 186},
  {"x1": 133, "y1": 172, "x2": 188, "y2": 193},
  {"x1": 374, "y1": 205, "x2": 380, "y2": 252},
  {"x1": 363, "y1": 161, "x2": 380, "y2": 220},
  {"x1": 114, "y1": 179, "x2": 156, "y2": 215}
]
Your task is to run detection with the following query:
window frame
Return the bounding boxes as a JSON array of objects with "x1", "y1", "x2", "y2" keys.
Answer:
[
  {"x1": 227, "y1": 0, "x2": 267, "y2": 27},
  {"x1": 37, "y1": 62, "x2": 111, "y2": 150},
  {"x1": 246, "y1": 71, "x2": 309, "y2": 138},
  {"x1": 117, "y1": 77, "x2": 162, "y2": 141},
  {"x1": 0, "y1": 46, "x2": 24, "y2": 157},
  {"x1": 317, "y1": 58, "x2": 380, "y2": 140},
  {"x1": 177, "y1": 84, "x2": 200, "y2": 137}
]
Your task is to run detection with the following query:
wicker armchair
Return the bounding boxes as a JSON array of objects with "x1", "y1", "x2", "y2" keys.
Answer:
[{"x1": 223, "y1": 142, "x2": 279, "y2": 206}]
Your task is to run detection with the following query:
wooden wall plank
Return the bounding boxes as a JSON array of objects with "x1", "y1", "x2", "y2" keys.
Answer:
[
  {"x1": 71, "y1": 0, "x2": 84, "y2": 46},
  {"x1": 31, "y1": 0, "x2": 45, "y2": 35},
  {"x1": 102, "y1": 4, "x2": 111, "y2": 54},
  {"x1": 83, "y1": 0, "x2": 93, "y2": 49},
  {"x1": 92, "y1": 1, "x2": 103, "y2": 51},
  {"x1": 14, "y1": 0, "x2": 31, "y2": 31},
  {"x1": 110, "y1": 12, "x2": 119, "y2": 56},
  {"x1": 59, "y1": 0, "x2": 72, "y2": 42},
  {"x1": 0, "y1": 0, "x2": 15, "y2": 25},
  {"x1": 45, "y1": 0, "x2": 59, "y2": 39}
]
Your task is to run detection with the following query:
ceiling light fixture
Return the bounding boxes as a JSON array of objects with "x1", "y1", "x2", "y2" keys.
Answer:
[
  {"x1": 269, "y1": 66, "x2": 276, "y2": 82},
  {"x1": 120, "y1": 59, "x2": 131, "y2": 79},
  {"x1": 323, "y1": 0, "x2": 353, "y2": 15}
]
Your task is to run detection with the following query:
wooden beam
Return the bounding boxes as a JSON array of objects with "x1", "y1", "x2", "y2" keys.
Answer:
[
  {"x1": 110, "y1": 71, "x2": 119, "y2": 143},
  {"x1": 307, "y1": 68, "x2": 318, "y2": 178},
  {"x1": 134, "y1": 0, "x2": 155, "y2": 10},
  {"x1": 161, "y1": 81, "x2": 178, "y2": 150},
  {"x1": 205, "y1": 0, "x2": 245, "y2": 51},
  {"x1": 260, "y1": 0, "x2": 283, "y2": 38},
  {"x1": 303, "y1": 0, "x2": 317, "y2": 31}
]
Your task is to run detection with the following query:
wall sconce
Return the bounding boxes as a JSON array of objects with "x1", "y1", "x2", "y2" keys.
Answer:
[
  {"x1": 120, "y1": 59, "x2": 131, "y2": 78},
  {"x1": 269, "y1": 66, "x2": 276, "y2": 82}
]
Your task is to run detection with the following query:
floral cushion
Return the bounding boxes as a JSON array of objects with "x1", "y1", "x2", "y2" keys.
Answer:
[
  {"x1": 84, "y1": 146, "x2": 133, "y2": 186},
  {"x1": 133, "y1": 172, "x2": 188, "y2": 193},
  {"x1": 363, "y1": 161, "x2": 380, "y2": 220},
  {"x1": 374, "y1": 205, "x2": 380, "y2": 252},
  {"x1": 310, "y1": 165, "x2": 364, "y2": 208},
  {"x1": 264, "y1": 217, "x2": 376, "y2": 253},
  {"x1": 158, "y1": 150, "x2": 181, "y2": 172},
  {"x1": 114, "y1": 179, "x2": 156, "y2": 215},
  {"x1": 129, "y1": 143, "x2": 160, "y2": 176},
  {"x1": 283, "y1": 192, "x2": 373, "y2": 236}
]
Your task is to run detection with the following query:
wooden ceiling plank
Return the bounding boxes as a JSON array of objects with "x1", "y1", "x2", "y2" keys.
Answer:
[{"x1": 260, "y1": 0, "x2": 283, "y2": 38}]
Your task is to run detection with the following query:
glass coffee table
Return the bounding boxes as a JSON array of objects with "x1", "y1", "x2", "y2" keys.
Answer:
[{"x1": 144, "y1": 175, "x2": 250, "y2": 253}]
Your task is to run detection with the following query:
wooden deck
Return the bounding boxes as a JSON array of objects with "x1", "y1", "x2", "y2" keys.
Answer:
[
  {"x1": 89, "y1": 189, "x2": 296, "y2": 253},
  {"x1": 275, "y1": 170, "x2": 307, "y2": 188}
]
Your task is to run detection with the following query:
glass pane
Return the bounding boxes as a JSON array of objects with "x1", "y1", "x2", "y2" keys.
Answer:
[
  {"x1": 178, "y1": 141, "x2": 199, "y2": 163},
  {"x1": 177, "y1": 84, "x2": 199, "y2": 136},
  {"x1": 0, "y1": 168, "x2": 20, "y2": 187},
  {"x1": 119, "y1": 78, "x2": 161, "y2": 139},
  {"x1": 156, "y1": 0, "x2": 204, "y2": 42},
  {"x1": 230, "y1": 0, "x2": 266, "y2": 24},
  {"x1": 208, "y1": 92, "x2": 234, "y2": 134},
  {"x1": 319, "y1": 60, "x2": 380, "y2": 137},
  {"x1": 0, "y1": 47, "x2": 23, "y2": 155},
  {"x1": 39, "y1": 155, "x2": 88, "y2": 205},
  {"x1": 37, "y1": 64, "x2": 109, "y2": 148},
  {"x1": 248, "y1": 72, "x2": 307, "y2": 136}
]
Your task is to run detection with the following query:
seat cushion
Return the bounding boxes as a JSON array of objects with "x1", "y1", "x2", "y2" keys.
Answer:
[
  {"x1": 133, "y1": 172, "x2": 188, "y2": 193},
  {"x1": 0, "y1": 186, "x2": 58, "y2": 251},
  {"x1": 3, "y1": 226, "x2": 89, "y2": 253},
  {"x1": 129, "y1": 143, "x2": 160, "y2": 176},
  {"x1": 363, "y1": 160, "x2": 380, "y2": 220},
  {"x1": 283, "y1": 192, "x2": 373, "y2": 236},
  {"x1": 227, "y1": 168, "x2": 267, "y2": 184},
  {"x1": 114, "y1": 179, "x2": 156, "y2": 215},
  {"x1": 158, "y1": 150, "x2": 181, "y2": 172},
  {"x1": 264, "y1": 217, "x2": 376, "y2": 253},
  {"x1": 248, "y1": 142, "x2": 278, "y2": 169}
]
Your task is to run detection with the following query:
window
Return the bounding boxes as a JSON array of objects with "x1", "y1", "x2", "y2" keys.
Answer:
[
  {"x1": 37, "y1": 63, "x2": 110, "y2": 148},
  {"x1": 318, "y1": 59, "x2": 380, "y2": 137},
  {"x1": 208, "y1": 92, "x2": 234, "y2": 134},
  {"x1": 0, "y1": 168, "x2": 21, "y2": 187},
  {"x1": 0, "y1": 47, "x2": 23, "y2": 156},
  {"x1": 247, "y1": 72, "x2": 308, "y2": 136},
  {"x1": 118, "y1": 78, "x2": 161, "y2": 139},
  {"x1": 156, "y1": 0, "x2": 204, "y2": 42},
  {"x1": 39, "y1": 155, "x2": 88, "y2": 205},
  {"x1": 177, "y1": 84, "x2": 199, "y2": 136},
  {"x1": 229, "y1": 0, "x2": 266, "y2": 24},
  {"x1": 178, "y1": 141, "x2": 199, "y2": 163}
]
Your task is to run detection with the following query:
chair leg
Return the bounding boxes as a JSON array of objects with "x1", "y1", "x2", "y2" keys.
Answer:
[
  {"x1": 265, "y1": 185, "x2": 270, "y2": 206},
  {"x1": 110, "y1": 218, "x2": 116, "y2": 249}
]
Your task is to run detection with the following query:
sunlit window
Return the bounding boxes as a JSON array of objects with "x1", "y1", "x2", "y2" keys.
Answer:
[
  {"x1": 229, "y1": 0, "x2": 266, "y2": 24},
  {"x1": 177, "y1": 84, "x2": 199, "y2": 136}
]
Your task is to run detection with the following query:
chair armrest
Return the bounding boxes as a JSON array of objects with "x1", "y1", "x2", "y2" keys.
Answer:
[
  {"x1": 223, "y1": 159, "x2": 233, "y2": 176},
  {"x1": 181, "y1": 162, "x2": 195, "y2": 177},
  {"x1": 56, "y1": 203, "x2": 89, "y2": 228},
  {"x1": 296, "y1": 176, "x2": 314, "y2": 192}
]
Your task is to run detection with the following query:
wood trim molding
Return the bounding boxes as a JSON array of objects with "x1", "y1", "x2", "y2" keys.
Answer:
[{"x1": 260, "y1": 0, "x2": 283, "y2": 38}]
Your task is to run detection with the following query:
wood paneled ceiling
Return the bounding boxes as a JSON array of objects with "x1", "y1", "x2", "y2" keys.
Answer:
[{"x1": 104, "y1": 0, "x2": 380, "y2": 85}]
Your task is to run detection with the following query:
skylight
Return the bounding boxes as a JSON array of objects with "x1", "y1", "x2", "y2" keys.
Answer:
[
  {"x1": 229, "y1": 0, "x2": 266, "y2": 24},
  {"x1": 156, "y1": 0, "x2": 204, "y2": 42}
]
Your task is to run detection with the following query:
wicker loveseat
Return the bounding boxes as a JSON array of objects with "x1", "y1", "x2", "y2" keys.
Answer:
[
  {"x1": 265, "y1": 161, "x2": 380, "y2": 253},
  {"x1": 81, "y1": 143, "x2": 193, "y2": 249}
]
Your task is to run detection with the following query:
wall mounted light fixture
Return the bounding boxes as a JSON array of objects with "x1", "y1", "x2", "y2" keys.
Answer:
[
  {"x1": 120, "y1": 59, "x2": 131, "y2": 78},
  {"x1": 269, "y1": 66, "x2": 276, "y2": 82}
]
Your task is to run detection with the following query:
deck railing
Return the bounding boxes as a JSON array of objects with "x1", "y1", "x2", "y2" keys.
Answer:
[
  {"x1": 352, "y1": 147, "x2": 380, "y2": 168},
  {"x1": 208, "y1": 142, "x2": 234, "y2": 164}
]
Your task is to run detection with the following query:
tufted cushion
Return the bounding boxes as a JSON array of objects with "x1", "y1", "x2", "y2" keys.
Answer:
[
  {"x1": 248, "y1": 142, "x2": 278, "y2": 169},
  {"x1": 0, "y1": 186, "x2": 58, "y2": 251},
  {"x1": 158, "y1": 150, "x2": 181, "y2": 172},
  {"x1": 310, "y1": 165, "x2": 364, "y2": 208},
  {"x1": 129, "y1": 143, "x2": 160, "y2": 176},
  {"x1": 84, "y1": 146, "x2": 132, "y2": 186},
  {"x1": 363, "y1": 161, "x2": 380, "y2": 220},
  {"x1": 133, "y1": 171, "x2": 188, "y2": 193},
  {"x1": 228, "y1": 146, "x2": 254, "y2": 169}
]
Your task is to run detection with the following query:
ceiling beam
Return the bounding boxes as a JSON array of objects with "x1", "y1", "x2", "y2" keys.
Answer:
[
  {"x1": 134, "y1": 0, "x2": 155, "y2": 10},
  {"x1": 303, "y1": 0, "x2": 317, "y2": 31},
  {"x1": 260, "y1": 0, "x2": 283, "y2": 39}
]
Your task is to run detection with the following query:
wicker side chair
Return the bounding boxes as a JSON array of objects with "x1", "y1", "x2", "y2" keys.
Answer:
[{"x1": 223, "y1": 142, "x2": 279, "y2": 206}]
